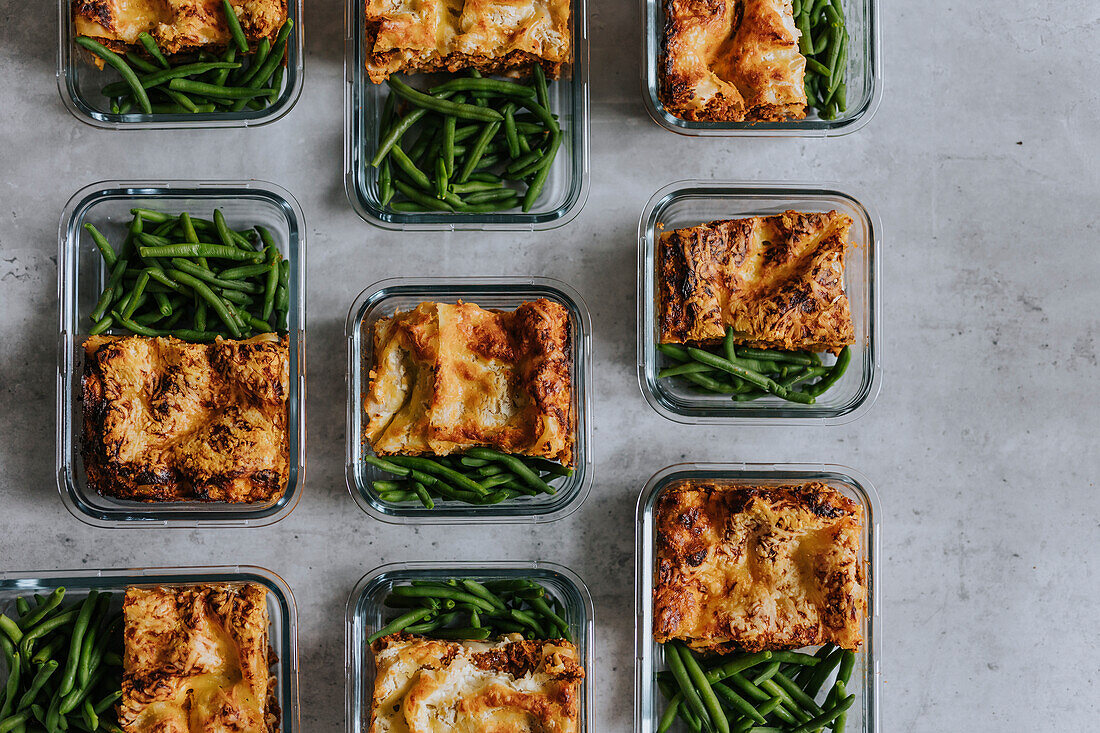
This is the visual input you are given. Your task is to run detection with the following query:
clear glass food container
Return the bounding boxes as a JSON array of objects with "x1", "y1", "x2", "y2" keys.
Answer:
[
  {"x1": 637, "y1": 180, "x2": 881, "y2": 424},
  {"x1": 345, "y1": 277, "x2": 592, "y2": 523},
  {"x1": 345, "y1": 561, "x2": 595, "y2": 733},
  {"x1": 343, "y1": 0, "x2": 590, "y2": 230},
  {"x1": 57, "y1": 0, "x2": 304, "y2": 129},
  {"x1": 57, "y1": 180, "x2": 307, "y2": 528},
  {"x1": 0, "y1": 564, "x2": 300, "y2": 732},
  {"x1": 642, "y1": 0, "x2": 880, "y2": 136},
  {"x1": 635, "y1": 463, "x2": 881, "y2": 733}
]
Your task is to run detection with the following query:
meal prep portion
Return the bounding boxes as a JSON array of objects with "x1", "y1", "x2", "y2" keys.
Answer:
[
  {"x1": 72, "y1": 0, "x2": 293, "y2": 115},
  {"x1": 366, "y1": 577, "x2": 584, "y2": 732},
  {"x1": 0, "y1": 582, "x2": 278, "y2": 733},
  {"x1": 656, "y1": 210, "x2": 854, "y2": 403},
  {"x1": 363, "y1": 298, "x2": 575, "y2": 508},
  {"x1": 652, "y1": 481, "x2": 865, "y2": 732},
  {"x1": 660, "y1": 0, "x2": 850, "y2": 123}
]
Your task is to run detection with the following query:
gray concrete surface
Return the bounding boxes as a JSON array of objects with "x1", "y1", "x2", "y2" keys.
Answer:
[{"x1": 2, "y1": 1, "x2": 1099, "y2": 731}]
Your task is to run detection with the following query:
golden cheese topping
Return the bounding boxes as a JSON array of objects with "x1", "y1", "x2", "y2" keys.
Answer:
[
  {"x1": 363, "y1": 0, "x2": 572, "y2": 82},
  {"x1": 661, "y1": 0, "x2": 806, "y2": 122},
  {"x1": 653, "y1": 481, "x2": 865, "y2": 653},
  {"x1": 119, "y1": 584, "x2": 277, "y2": 733},
  {"x1": 657, "y1": 210, "x2": 855, "y2": 354},
  {"x1": 369, "y1": 635, "x2": 584, "y2": 733},
  {"x1": 364, "y1": 299, "x2": 575, "y2": 467},
  {"x1": 81, "y1": 334, "x2": 289, "y2": 503}
]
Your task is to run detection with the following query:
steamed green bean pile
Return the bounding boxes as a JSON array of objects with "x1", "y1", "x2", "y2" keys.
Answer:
[
  {"x1": 658, "y1": 328, "x2": 850, "y2": 404},
  {"x1": 794, "y1": 0, "x2": 849, "y2": 119},
  {"x1": 84, "y1": 208, "x2": 290, "y2": 342},
  {"x1": 75, "y1": 3, "x2": 292, "y2": 116},
  {"x1": 658, "y1": 643, "x2": 856, "y2": 733},
  {"x1": 366, "y1": 448, "x2": 572, "y2": 508},
  {"x1": 0, "y1": 588, "x2": 123, "y2": 733},
  {"x1": 369, "y1": 578, "x2": 572, "y2": 644},
  {"x1": 371, "y1": 67, "x2": 562, "y2": 213}
]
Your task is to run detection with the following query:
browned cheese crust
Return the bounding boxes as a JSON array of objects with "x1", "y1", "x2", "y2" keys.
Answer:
[
  {"x1": 369, "y1": 634, "x2": 584, "y2": 732},
  {"x1": 81, "y1": 334, "x2": 289, "y2": 503},
  {"x1": 119, "y1": 583, "x2": 279, "y2": 733},
  {"x1": 657, "y1": 210, "x2": 855, "y2": 354},
  {"x1": 653, "y1": 481, "x2": 865, "y2": 653},
  {"x1": 364, "y1": 299, "x2": 575, "y2": 467},
  {"x1": 660, "y1": 0, "x2": 806, "y2": 122}
]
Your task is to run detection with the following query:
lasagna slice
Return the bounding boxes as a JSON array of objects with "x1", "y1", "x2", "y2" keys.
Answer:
[
  {"x1": 370, "y1": 635, "x2": 584, "y2": 733},
  {"x1": 73, "y1": 0, "x2": 287, "y2": 57},
  {"x1": 661, "y1": 0, "x2": 806, "y2": 122},
  {"x1": 118, "y1": 584, "x2": 278, "y2": 733},
  {"x1": 657, "y1": 210, "x2": 854, "y2": 353},
  {"x1": 364, "y1": 299, "x2": 575, "y2": 466},
  {"x1": 81, "y1": 334, "x2": 289, "y2": 503},
  {"x1": 653, "y1": 481, "x2": 865, "y2": 653},
  {"x1": 363, "y1": 0, "x2": 572, "y2": 83}
]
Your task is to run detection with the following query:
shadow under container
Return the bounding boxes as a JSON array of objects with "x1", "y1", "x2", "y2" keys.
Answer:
[
  {"x1": 345, "y1": 561, "x2": 595, "y2": 733},
  {"x1": 0, "y1": 565, "x2": 300, "y2": 732},
  {"x1": 57, "y1": 180, "x2": 307, "y2": 528},
  {"x1": 641, "y1": 0, "x2": 880, "y2": 136},
  {"x1": 346, "y1": 277, "x2": 592, "y2": 523},
  {"x1": 637, "y1": 180, "x2": 881, "y2": 425},
  {"x1": 635, "y1": 462, "x2": 881, "y2": 733},
  {"x1": 57, "y1": 0, "x2": 304, "y2": 129},
  {"x1": 343, "y1": 0, "x2": 590, "y2": 230}
]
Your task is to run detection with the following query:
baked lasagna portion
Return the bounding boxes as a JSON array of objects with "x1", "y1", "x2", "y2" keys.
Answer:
[
  {"x1": 370, "y1": 635, "x2": 584, "y2": 733},
  {"x1": 73, "y1": 0, "x2": 287, "y2": 56},
  {"x1": 660, "y1": 0, "x2": 806, "y2": 122},
  {"x1": 81, "y1": 334, "x2": 289, "y2": 503},
  {"x1": 364, "y1": 299, "x2": 575, "y2": 466},
  {"x1": 657, "y1": 210, "x2": 854, "y2": 353},
  {"x1": 653, "y1": 481, "x2": 865, "y2": 653},
  {"x1": 119, "y1": 584, "x2": 278, "y2": 733},
  {"x1": 363, "y1": 0, "x2": 572, "y2": 83}
]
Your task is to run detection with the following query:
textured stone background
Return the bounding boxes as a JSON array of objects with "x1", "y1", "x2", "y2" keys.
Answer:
[{"x1": 2, "y1": 1, "x2": 1099, "y2": 730}]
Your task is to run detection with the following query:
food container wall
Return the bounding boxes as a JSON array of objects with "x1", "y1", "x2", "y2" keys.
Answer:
[
  {"x1": 57, "y1": 180, "x2": 307, "y2": 528},
  {"x1": 343, "y1": 0, "x2": 590, "y2": 230},
  {"x1": 345, "y1": 277, "x2": 592, "y2": 523},
  {"x1": 634, "y1": 463, "x2": 881, "y2": 733},
  {"x1": 637, "y1": 180, "x2": 881, "y2": 424},
  {"x1": 0, "y1": 565, "x2": 300, "y2": 732},
  {"x1": 641, "y1": 0, "x2": 880, "y2": 136},
  {"x1": 345, "y1": 561, "x2": 595, "y2": 733},
  {"x1": 57, "y1": 0, "x2": 304, "y2": 129}
]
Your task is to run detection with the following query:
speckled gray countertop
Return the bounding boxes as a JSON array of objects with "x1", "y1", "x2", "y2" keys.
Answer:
[{"x1": 2, "y1": 1, "x2": 1098, "y2": 731}]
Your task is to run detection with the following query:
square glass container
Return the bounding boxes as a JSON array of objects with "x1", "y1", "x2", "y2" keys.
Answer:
[
  {"x1": 635, "y1": 463, "x2": 881, "y2": 733},
  {"x1": 346, "y1": 277, "x2": 592, "y2": 523},
  {"x1": 638, "y1": 180, "x2": 881, "y2": 424},
  {"x1": 345, "y1": 561, "x2": 595, "y2": 733},
  {"x1": 57, "y1": 180, "x2": 307, "y2": 528},
  {"x1": 343, "y1": 0, "x2": 590, "y2": 230},
  {"x1": 0, "y1": 564, "x2": 300, "y2": 732},
  {"x1": 642, "y1": 0, "x2": 880, "y2": 136},
  {"x1": 57, "y1": 0, "x2": 304, "y2": 129}
]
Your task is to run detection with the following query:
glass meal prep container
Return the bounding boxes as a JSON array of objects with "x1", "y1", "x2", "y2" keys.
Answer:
[
  {"x1": 634, "y1": 462, "x2": 880, "y2": 733},
  {"x1": 637, "y1": 180, "x2": 881, "y2": 424},
  {"x1": 641, "y1": 0, "x2": 880, "y2": 136},
  {"x1": 56, "y1": 0, "x2": 304, "y2": 129},
  {"x1": 345, "y1": 277, "x2": 592, "y2": 523},
  {"x1": 57, "y1": 180, "x2": 307, "y2": 528},
  {"x1": 0, "y1": 564, "x2": 300, "y2": 732},
  {"x1": 345, "y1": 561, "x2": 595, "y2": 733},
  {"x1": 342, "y1": 0, "x2": 590, "y2": 230}
]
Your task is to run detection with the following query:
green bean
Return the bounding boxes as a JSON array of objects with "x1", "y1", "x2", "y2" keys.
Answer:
[
  {"x1": 387, "y1": 79, "x2": 502, "y2": 122},
  {"x1": 830, "y1": 680, "x2": 850, "y2": 733},
  {"x1": 120, "y1": 271, "x2": 150, "y2": 319},
  {"x1": 211, "y1": 46, "x2": 237, "y2": 86},
  {"x1": 458, "y1": 581, "x2": 506, "y2": 610},
  {"x1": 429, "y1": 78, "x2": 536, "y2": 99},
  {"x1": 390, "y1": 144, "x2": 432, "y2": 190},
  {"x1": 665, "y1": 644, "x2": 713, "y2": 731},
  {"x1": 463, "y1": 448, "x2": 554, "y2": 494},
  {"x1": 16, "y1": 660, "x2": 57, "y2": 711},
  {"x1": 658, "y1": 361, "x2": 715, "y2": 379},
  {"x1": 736, "y1": 347, "x2": 816, "y2": 365},
  {"x1": 687, "y1": 347, "x2": 814, "y2": 404},
  {"x1": 367, "y1": 607, "x2": 435, "y2": 643},
  {"x1": 0, "y1": 711, "x2": 29, "y2": 733},
  {"x1": 216, "y1": 263, "x2": 269, "y2": 280},
  {"x1": 58, "y1": 666, "x2": 103, "y2": 715},
  {"x1": 386, "y1": 456, "x2": 488, "y2": 496},
  {"x1": 529, "y1": 597, "x2": 571, "y2": 641},
  {"x1": 136, "y1": 32, "x2": 169, "y2": 69},
  {"x1": 389, "y1": 586, "x2": 495, "y2": 612},
  {"x1": 456, "y1": 121, "x2": 501, "y2": 184},
  {"x1": 166, "y1": 270, "x2": 243, "y2": 338},
  {"x1": 757, "y1": 679, "x2": 811, "y2": 722},
  {"x1": 768, "y1": 651, "x2": 821, "y2": 667},
  {"x1": 221, "y1": 0, "x2": 249, "y2": 53},
  {"x1": 807, "y1": 346, "x2": 850, "y2": 396},
  {"x1": 750, "y1": 661, "x2": 781, "y2": 685},
  {"x1": 168, "y1": 78, "x2": 273, "y2": 99},
  {"x1": 139, "y1": 244, "x2": 261, "y2": 261},
  {"x1": 532, "y1": 64, "x2": 550, "y2": 110},
  {"x1": 238, "y1": 38, "x2": 271, "y2": 86},
  {"x1": 99, "y1": 62, "x2": 242, "y2": 97},
  {"x1": 0, "y1": 618, "x2": 22, "y2": 646},
  {"x1": 83, "y1": 224, "x2": 117, "y2": 268},
  {"x1": 365, "y1": 455, "x2": 412, "y2": 476},
  {"x1": 412, "y1": 482, "x2": 435, "y2": 509},
  {"x1": 393, "y1": 180, "x2": 453, "y2": 211},
  {"x1": 125, "y1": 53, "x2": 158, "y2": 74},
  {"x1": 787, "y1": 694, "x2": 855, "y2": 733},
  {"x1": 168, "y1": 258, "x2": 261, "y2": 293},
  {"x1": 75, "y1": 38, "x2": 152, "y2": 114},
  {"x1": 0, "y1": 651, "x2": 19, "y2": 720}
]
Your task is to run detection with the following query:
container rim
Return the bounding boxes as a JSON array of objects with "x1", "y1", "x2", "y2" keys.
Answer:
[
  {"x1": 344, "y1": 276, "x2": 593, "y2": 524},
  {"x1": 636, "y1": 179, "x2": 883, "y2": 425},
  {"x1": 56, "y1": 179, "x2": 307, "y2": 528}
]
